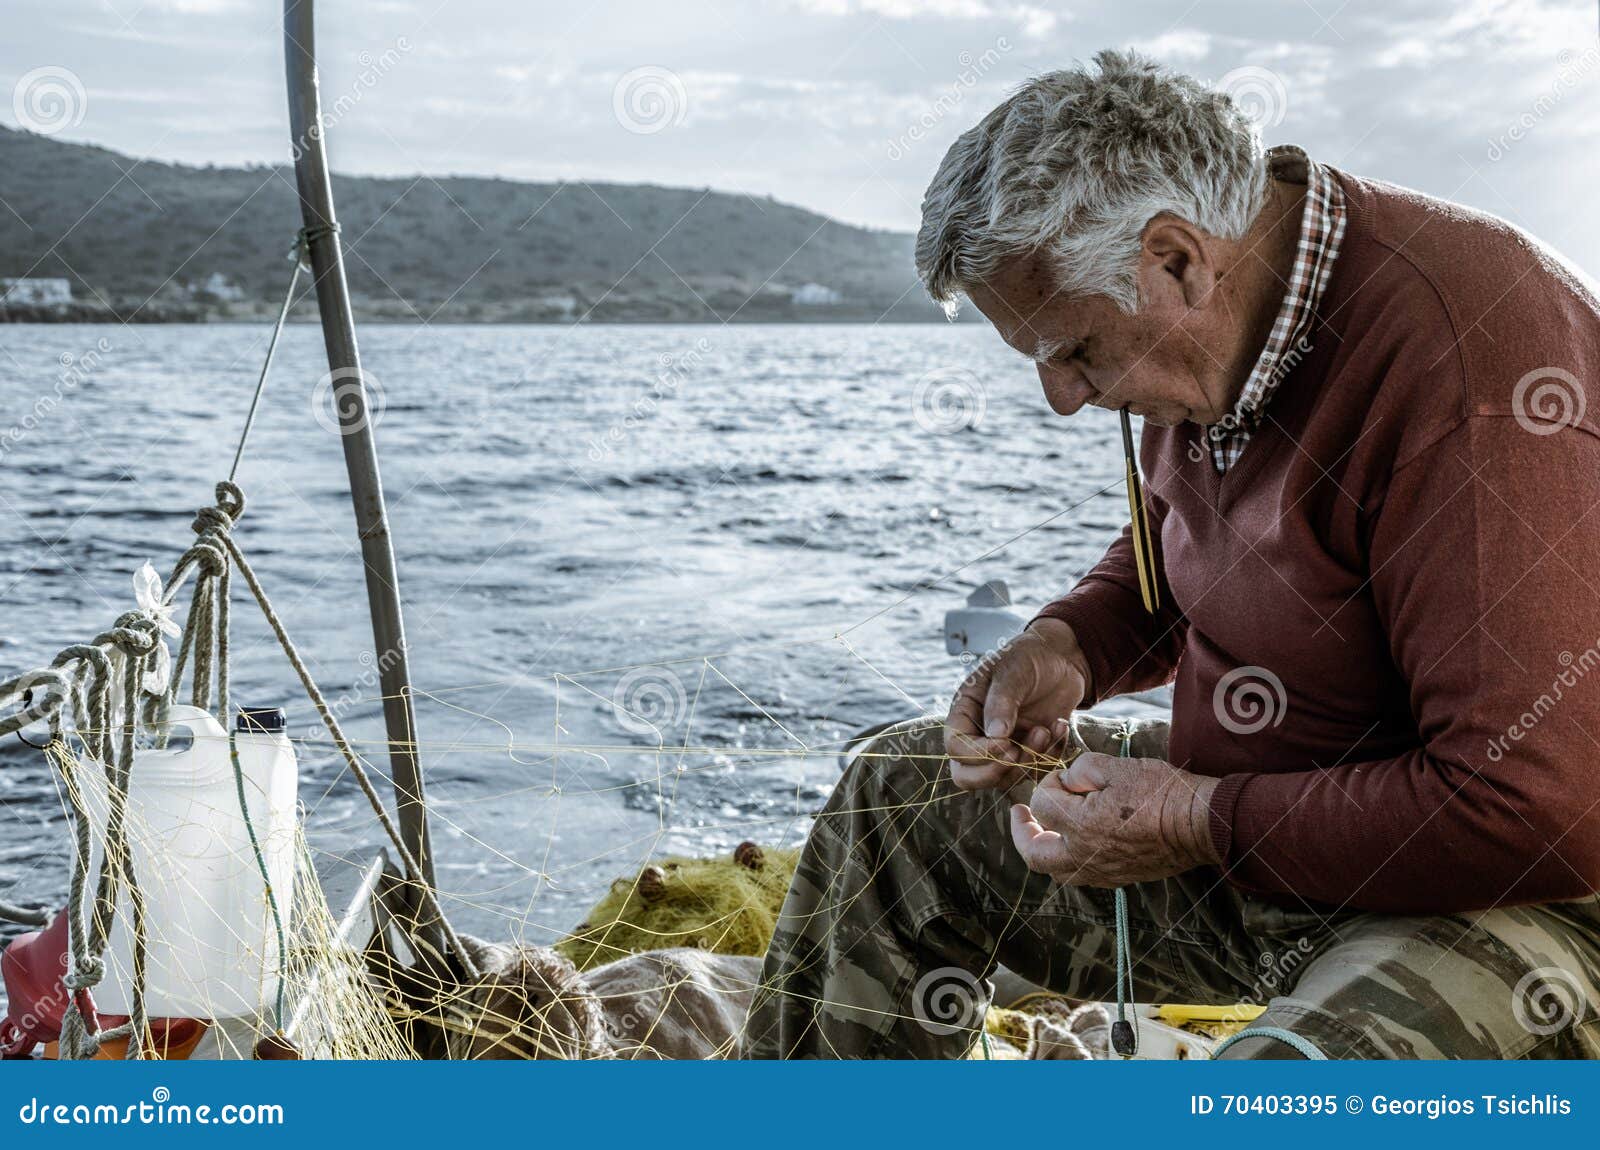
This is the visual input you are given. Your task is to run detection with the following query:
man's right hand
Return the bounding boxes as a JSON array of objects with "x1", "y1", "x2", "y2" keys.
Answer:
[{"x1": 943, "y1": 618, "x2": 1093, "y2": 791}]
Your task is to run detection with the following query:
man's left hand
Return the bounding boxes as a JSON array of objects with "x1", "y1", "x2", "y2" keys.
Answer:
[{"x1": 1009, "y1": 751, "x2": 1222, "y2": 887}]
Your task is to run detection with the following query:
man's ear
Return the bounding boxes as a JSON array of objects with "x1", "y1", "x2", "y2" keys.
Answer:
[{"x1": 1138, "y1": 216, "x2": 1217, "y2": 311}]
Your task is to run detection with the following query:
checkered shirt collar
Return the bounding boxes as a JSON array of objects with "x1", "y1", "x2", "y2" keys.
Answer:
[{"x1": 1205, "y1": 145, "x2": 1347, "y2": 473}]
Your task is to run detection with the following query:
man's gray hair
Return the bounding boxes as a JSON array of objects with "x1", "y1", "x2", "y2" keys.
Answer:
[{"x1": 915, "y1": 50, "x2": 1269, "y2": 316}]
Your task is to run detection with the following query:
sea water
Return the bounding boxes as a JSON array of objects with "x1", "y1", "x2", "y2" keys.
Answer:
[{"x1": 0, "y1": 322, "x2": 1152, "y2": 942}]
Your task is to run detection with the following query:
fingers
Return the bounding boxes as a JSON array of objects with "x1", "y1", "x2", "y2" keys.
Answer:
[
  {"x1": 949, "y1": 760, "x2": 1022, "y2": 792},
  {"x1": 1010, "y1": 804, "x2": 1072, "y2": 874},
  {"x1": 1059, "y1": 750, "x2": 1116, "y2": 794},
  {"x1": 940, "y1": 671, "x2": 992, "y2": 751},
  {"x1": 948, "y1": 721, "x2": 1062, "y2": 790},
  {"x1": 1028, "y1": 769, "x2": 1082, "y2": 827},
  {"x1": 945, "y1": 727, "x2": 1021, "y2": 773},
  {"x1": 944, "y1": 666, "x2": 990, "y2": 741},
  {"x1": 981, "y1": 660, "x2": 1029, "y2": 740},
  {"x1": 1021, "y1": 724, "x2": 1054, "y2": 759},
  {"x1": 945, "y1": 665, "x2": 1018, "y2": 768}
]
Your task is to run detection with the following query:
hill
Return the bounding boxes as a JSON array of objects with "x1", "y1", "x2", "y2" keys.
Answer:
[{"x1": 0, "y1": 127, "x2": 948, "y2": 324}]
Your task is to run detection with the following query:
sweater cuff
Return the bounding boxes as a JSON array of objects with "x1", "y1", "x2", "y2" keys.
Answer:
[{"x1": 1206, "y1": 771, "x2": 1255, "y2": 871}]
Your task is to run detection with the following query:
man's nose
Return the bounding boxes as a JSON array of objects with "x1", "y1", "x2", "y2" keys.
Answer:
[{"x1": 1038, "y1": 364, "x2": 1096, "y2": 417}]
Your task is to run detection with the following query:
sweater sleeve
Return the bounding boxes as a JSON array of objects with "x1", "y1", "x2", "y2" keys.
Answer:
[
  {"x1": 1032, "y1": 488, "x2": 1188, "y2": 706},
  {"x1": 1209, "y1": 417, "x2": 1600, "y2": 912}
]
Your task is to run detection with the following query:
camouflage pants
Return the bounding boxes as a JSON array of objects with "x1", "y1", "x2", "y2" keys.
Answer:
[{"x1": 742, "y1": 716, "x2": 1600, "y2": 1059}]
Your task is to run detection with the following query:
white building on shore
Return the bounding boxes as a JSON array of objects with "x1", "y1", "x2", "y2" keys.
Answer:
[{"x1": 1, "y1": 277, "x2": 73, "y2": 307}]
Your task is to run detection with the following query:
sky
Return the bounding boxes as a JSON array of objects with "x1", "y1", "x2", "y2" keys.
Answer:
[{"x1": 5, "y1": 0, "x2": 1600, "y2": 268}]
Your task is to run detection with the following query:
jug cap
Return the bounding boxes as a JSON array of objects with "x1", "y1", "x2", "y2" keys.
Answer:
[{"x1": 235, "y1": 707, "x2": 286, "y2": 733}]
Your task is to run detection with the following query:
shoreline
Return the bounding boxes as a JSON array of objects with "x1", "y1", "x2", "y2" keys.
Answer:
[{"x1": 0, "y1": 308, "x2": 977, "y2": 326}]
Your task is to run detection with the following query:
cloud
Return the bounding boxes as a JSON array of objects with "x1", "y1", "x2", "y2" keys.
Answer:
[
  {"x1": 1129, "y1": 29, "x2": 1213, "y2": 64},
  {"x1": 4, "y1": 0, "x2": 1598, "y2": 271}
]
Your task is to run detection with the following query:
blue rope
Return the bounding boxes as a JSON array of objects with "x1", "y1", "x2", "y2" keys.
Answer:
[
  {"x1": 1211, "y1": 1025, "x2": 1328, "y2": 1060},
  {"x1": 1109, "y1": 728, "x2": 1139, "y2": 1058},
  {"x1": 1104, "y1": 723, "x2": 1327, "y2": 1063},
  {"x1": 229, "y1": 727, "x2": 288, "y2": 1033}
]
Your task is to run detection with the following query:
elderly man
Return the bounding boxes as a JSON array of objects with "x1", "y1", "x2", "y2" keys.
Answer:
[{"x1": 744, "y1": 50, "x2": 1600, "y2": 1059}]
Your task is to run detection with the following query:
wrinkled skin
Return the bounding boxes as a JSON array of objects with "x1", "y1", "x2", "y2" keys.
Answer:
[
  {"x1": 1011, "y1": 751, "x2": 1219, "y2": 887},
  {"x1": 944, "y1": 617, "x2": 1219, "y2": 886}
]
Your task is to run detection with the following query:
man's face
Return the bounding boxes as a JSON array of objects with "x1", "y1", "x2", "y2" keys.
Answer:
[{"x1": 966, "y1": 247, "x2": 1240, "y2": 428}]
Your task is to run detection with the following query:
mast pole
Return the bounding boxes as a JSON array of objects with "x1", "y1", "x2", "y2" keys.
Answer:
[{"x1": 283, "y1": 0, "x2": 445, "y2": 957}]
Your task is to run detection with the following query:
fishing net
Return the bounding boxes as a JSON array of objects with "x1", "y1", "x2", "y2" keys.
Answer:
[
  {"x1": 555, "y1": 844, "x2": 799, "y2": 972},
  {"x1": 0, "y1": 482, "x2": 1157, "y2": 1062},
  {"x1": 0, "y1": 366, "x2": 1191, "y2": 1062},
  {"x1": 33, "y1": 738, "x2": 412, "y2": 1061}
]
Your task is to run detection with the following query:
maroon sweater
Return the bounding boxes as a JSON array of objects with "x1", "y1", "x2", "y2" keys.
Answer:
[{"x1": 1038, "y1": 168, "x2": 1600, "y2": 913}]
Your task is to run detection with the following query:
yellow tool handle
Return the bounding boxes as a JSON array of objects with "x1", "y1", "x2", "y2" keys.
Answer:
[{"x1": 1125, "y1": 459, "x2": 1160, "y2": 614}]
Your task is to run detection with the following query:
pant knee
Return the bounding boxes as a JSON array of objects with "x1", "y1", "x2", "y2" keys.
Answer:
[{"x1": 836, "y1": 717, "x2": 946, "y2": 810}]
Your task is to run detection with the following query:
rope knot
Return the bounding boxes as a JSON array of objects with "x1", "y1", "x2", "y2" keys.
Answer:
[
  {"x1": 213, "y1": 481, "x2": 245, "y2": 524},
  {"x1": 190, "y1": 484, "x2": 244, "y2": 542},
  {"x1": 186, "y1": 538, "x2": 228, "y2": 576},
  {"x1": 190, "y1": 505, "x2": 233, "y2": 540},
  {"x1": 105, "y1": 615, "x2": 160, "y2": 658},
  {"x1": 64, "y1": 956, "x2": 105, "y2": 991}
]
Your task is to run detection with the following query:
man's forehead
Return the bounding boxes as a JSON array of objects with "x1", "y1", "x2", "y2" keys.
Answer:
[{"x1": 969, "y1": 260, "x2": 1079, "y2": 358}]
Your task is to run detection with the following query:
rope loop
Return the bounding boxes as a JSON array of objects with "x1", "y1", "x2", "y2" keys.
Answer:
[
  {"x1": 289, "y1": 222, "x2": 340, "y2": 269},
  {"x1": 211, "y1": 480, "x2": 245, "y2": 524},
  {"x1": 97, "y1": 615, "x2": 160, "y2": 659},
  {"x1": 299, "y1": 221, "x2": 341, "y2": 248},
  {"x1": 63, "y1": 956, "x2": 106, "y2": 992},
  {"x1": 0, "y1": 667, "x2": 72, "y2": 736},
  {"x1": 189, "y1": 538, "x2": 229, "y2": 577}
]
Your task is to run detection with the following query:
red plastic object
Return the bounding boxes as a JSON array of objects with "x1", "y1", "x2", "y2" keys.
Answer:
[
  {"x1": 3, "y1": 910, "x2": 207, "y2": 1059},
  {"x1": 1, "y1": 909, "x2": 91, "y2": 1059}
]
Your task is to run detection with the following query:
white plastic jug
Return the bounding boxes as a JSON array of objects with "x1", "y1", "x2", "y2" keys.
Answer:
[{"x1": 77, "y1": 704, "x2": 298, "y2": 1019}]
